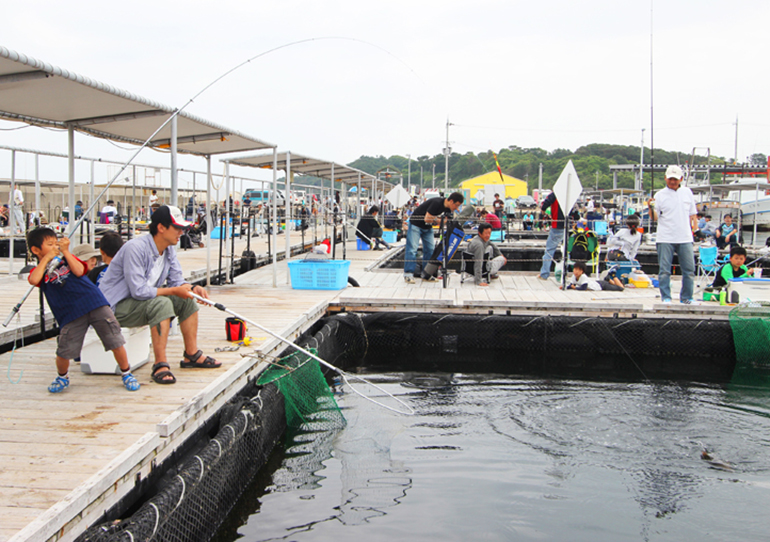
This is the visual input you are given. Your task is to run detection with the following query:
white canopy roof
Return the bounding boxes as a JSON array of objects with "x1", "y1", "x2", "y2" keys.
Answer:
[{"x1": 0, "y1": 46, "x2": 274, "y2": 155}]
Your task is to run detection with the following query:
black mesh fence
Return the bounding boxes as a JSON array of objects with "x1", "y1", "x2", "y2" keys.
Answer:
[
  {"x1": 74, "y1": 313, "x2": 368, "y2": 542},
  {"x1": 356, "y1": 312, "x2": 737, "y2": 383}
]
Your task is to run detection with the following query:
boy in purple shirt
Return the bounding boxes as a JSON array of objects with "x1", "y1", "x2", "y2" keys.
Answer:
[{"x1": 27, "y1": 227, "x2": 139, "y2": 393}]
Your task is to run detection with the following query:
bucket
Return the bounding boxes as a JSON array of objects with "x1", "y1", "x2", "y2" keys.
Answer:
[
  {"x1": 225, "y1": 317, "x2": 246, "y2": 342},
  {"x1": 356, "y1": 238, "x2": 371, "y2": 251}
]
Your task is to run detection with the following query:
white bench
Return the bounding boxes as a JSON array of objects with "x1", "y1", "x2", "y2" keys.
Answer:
[{"x1": 79, "y1": 326, "x2": 151, "y2": 375}]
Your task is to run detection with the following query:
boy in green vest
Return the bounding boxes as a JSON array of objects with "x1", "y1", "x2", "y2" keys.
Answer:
[{"x1": 712, "y1": 245, "x2": 758, "y2": 289}]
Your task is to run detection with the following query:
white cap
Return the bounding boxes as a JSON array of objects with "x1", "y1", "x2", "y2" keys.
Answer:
[{"x1": 665, "y1": 165, "x2": 684, "y2": 180}]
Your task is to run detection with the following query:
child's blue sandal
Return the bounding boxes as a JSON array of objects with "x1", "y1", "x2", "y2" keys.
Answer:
[
  {"x1": 48, "y1": 376, "x2": 69, "y2": 393},
  {"x1": 122, "y1": 372, "x2": 140, "y2": 391}
]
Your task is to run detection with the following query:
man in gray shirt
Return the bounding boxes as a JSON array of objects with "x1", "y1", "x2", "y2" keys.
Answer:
[
  {"x1": 100, "y1": 205, "x2": 220, "y2": 384},
  {"x1": 466, "y1": 223, "x2": 507, "y2": 286}
]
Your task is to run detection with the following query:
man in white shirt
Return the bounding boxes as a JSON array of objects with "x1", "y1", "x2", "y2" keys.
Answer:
[
  {"x1": 648, "y1": 165, "x2": 698, "y2": 304},
  {"x1": 11, "y1": 184, "x2": 24, "y2": 234}
]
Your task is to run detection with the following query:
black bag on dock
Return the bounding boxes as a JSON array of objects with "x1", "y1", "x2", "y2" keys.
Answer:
[{"x1": 241, "y1": 250, "x2": 257, "y2": 273}]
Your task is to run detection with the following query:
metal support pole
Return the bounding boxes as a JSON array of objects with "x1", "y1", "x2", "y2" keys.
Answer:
[
  {"x1": 68, "y1": 125, "x2": 76, "y2": 236},
  {"x1": 225, "y1": 162, "x2": 231, "y2": 282},
  {"x1": 34, "y1": 154, "x2": 41, "y2": 227},
  {"x1": 206, "y1": 156, "x2": 212, "y2": 287},
  {"x1": 271, "y1": 147, "x2": 278, "y2": 287},
  {"x1": 89, "y1": 161, "x2": 95, "y2": 241},
  {"x1": 9, "y1": 150, "x2": 16, "y2": 275},
  {"x1": 341, "y1": 181, "x2": 347, "y2": 260},
  {"x1": 357, "y1": 172, "x2": 362, "y2": 220},
  {"x1": 170, "y1": 115, "x2": 178, "y2": 207},
  {"x1": 285, "y1": 151, "x2": 292, "y2": 284}
]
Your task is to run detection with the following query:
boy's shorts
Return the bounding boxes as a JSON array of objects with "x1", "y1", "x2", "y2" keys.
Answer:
[
  {"x1": 113, "y1": 295, "x2": 198, "y2": 330},
  {"x1": 57, "y1": 305, "x2": 125, "y2": 360}
]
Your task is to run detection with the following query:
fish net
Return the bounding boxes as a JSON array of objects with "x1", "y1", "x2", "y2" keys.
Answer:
[
  {"x1": 729, "y1": 302, "x2": 770, "y2": 385},
  {"x1": 256, "y1": 347, "x2": 345, "y2": 431}
]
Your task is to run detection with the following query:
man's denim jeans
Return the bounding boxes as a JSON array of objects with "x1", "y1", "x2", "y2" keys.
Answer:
[
  {"x1": 404, "y1": 223, "x2": 435, "y2": 276},
  {"x1": 539, "y1": 228, "x2": 564, "y2": 278},
  {"x1": 656, "y1": 242, "x2": 695, "y2": 302}
]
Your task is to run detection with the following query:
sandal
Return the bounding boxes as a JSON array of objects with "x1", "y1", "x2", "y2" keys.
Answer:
[
  {"x1": 151, "y1": 362, "x2": 177, "y2": 384},
  {"x1": 180, "y1": 350, "x2": 221, "y2": 369},
  {"x1": 48, "y1": 375, "x2": 70, "y2": 393},
  {"x1": 122, "y1": 372, "x2": 141, "y2": 391}
]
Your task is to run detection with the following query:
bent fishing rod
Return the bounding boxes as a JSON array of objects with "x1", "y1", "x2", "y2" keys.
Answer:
[{"x1": 189, "y1": 292, "x2": 414, "y2": 416}]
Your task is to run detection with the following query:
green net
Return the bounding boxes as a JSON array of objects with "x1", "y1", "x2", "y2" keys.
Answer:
[
  {"x1": 729, "y1": 302, "x2": 770, "y2": 385},
  {"x1": 256, "y1": 348, "x2": 346, "y2": 430}
]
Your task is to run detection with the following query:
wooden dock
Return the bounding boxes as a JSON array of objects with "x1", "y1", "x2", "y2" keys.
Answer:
[{"x1": 0, "y1": 234, "x2": 733, "y2": 542}]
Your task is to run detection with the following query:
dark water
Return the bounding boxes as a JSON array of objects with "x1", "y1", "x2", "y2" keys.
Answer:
[{"x1": 216, "y1": 375, "x2": 770, "y2": 542}]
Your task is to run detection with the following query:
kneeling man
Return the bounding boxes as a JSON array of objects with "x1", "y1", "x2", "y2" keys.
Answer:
[
  {"x1": 467, "y1": 223, "x2": 507, "y2": 287},
  {"x1": 99, "y1": 205, "x2": 221, "y2": 384}
]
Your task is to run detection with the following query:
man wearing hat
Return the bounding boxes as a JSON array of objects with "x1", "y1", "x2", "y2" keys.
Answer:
[
  {"x1": 99, "y1": 205, "x2": 220, "y2": 384},
  {"x1": 648, "y1": 165, "x2": 698, "y2": 304}
]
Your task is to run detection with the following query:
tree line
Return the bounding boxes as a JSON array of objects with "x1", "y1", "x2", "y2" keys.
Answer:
[{"x1": 347, "y1": 144, "x2": 764, "y2": 195}]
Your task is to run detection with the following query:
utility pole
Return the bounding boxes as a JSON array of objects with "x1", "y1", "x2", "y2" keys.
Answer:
[
  {"x1": 639, "y1": 128, "x2": 645, "y2": 192},
  {"x1": 432, "y1": 163, "x2": 436, "y2": 189},
  {"x1": 538, "y1": 163, "x2": 543, "y2": 194},
  {"x1": 734, "y1": 115, "x2": 739, "y2": 164},
  {"x1": 595, "y1": 170, "x2": 599, "y2": 190},
  {"x1": 420, "y1": 165, "x2": 423, "y2": 192},
  {"x1": 407, "y1": 154, "x2": 411, "y2": 190},
  {"x1": 444, "y1": 119, "x2": 452, "y2": 192}
]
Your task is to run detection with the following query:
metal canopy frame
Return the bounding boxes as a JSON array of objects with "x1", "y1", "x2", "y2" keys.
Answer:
[
  {"x1": 0, "y1": 45, "x2": 277, "y2": 290},
  {"x1": 0, "y1": 46, "x2": 275, "y2": 156}
]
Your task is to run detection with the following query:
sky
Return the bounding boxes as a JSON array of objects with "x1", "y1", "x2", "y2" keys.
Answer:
[{"x1": 1, "y1": 0, "x2": 768, "y2": 186}]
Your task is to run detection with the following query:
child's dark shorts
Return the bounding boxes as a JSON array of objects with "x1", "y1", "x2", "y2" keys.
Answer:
[{"x1": 56, "y1": 305, "x2": 125, "y2": 359}]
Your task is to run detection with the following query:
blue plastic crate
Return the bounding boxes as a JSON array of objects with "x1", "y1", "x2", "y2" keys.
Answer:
[
  {"x1": 356, "y1": 238, "x2": 371, "y2": 251},
  {"x1": 288, "y1": 260, "x2": 351, "y2": 290},
  {"x1": 490, "y1": 230, "x2": 504, "y2": 242},
  {"x1": 382, "y1": 230, "x2": 397, "y2": 244}
]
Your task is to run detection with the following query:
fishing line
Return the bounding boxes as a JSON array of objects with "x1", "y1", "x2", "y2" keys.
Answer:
[
  {"x1": 3, "y1": 35, "x2": 423, "y2": 326},
  {"x1": 190, "y1": 292, "x2": 414, "y2": 416}
]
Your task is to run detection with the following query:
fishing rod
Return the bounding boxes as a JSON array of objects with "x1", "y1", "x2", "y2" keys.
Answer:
[
  {"x1": 4, "y1": 36, "x2": 417, "y2": 327},
  {"x1": 189, "y1": 292, "x2": 414, "y2": 416}
]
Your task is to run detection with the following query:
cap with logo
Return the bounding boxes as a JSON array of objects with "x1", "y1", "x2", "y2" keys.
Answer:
[
  {"x1": 151, "y1": 205, "x2": 192, "y2": 228},
  {"x1": 665, "y1": 165, "x2": 684, "y2": 180}
]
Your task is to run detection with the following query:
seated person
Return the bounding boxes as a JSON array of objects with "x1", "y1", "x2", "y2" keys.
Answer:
[
  {"x1": 71, "y1": 243, "x2": 101, "y2": 274},
  {"x1": 694, "y1": 214, "x2": 717, "y2": 241},
  {"x1": 522, "y1": 211, "x2": 534, "y2": 231},
  {"x1": 87, "y1": 231, "x2": 124, "y2": 286},
  {"x1": 100, "y1": 200, "x2": 119, "y2": 223},
  {"x1": 466, "y1": 223, "x2": 507, "y2": 286},
  {"x1": 99, "y1": 205, "x2": 221, "y2": 385},
  {"x1": 478, "y1": 208, "x2": 502, "y2": 230},
  {"x1": 458, "y1": 205, "x2": 477, "y2": 231},
  {"x1": 712, "y1": 245, "x2": 758, "y2": 289},
  {"x1": 715, "y1": 214, "x2": 739, "y2": 249},
  {"x1": 356, "y1": 205, "x2": 390, "y2": 250},
  {"x1": 605, "y1": 214, "x2": 642, "y2": 262},
  {"x1": 561, "y1": 261, "x2": 624, "y2": 291}
]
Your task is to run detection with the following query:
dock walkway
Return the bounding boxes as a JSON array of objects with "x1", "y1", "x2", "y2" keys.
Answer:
[{"x1": 0, "y1": 236, "x2": 731, "y2": 542}]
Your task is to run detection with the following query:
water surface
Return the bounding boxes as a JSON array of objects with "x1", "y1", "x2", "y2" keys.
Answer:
[{"x1": 215, "y1": 375, "x2": 770, "y2": 542}]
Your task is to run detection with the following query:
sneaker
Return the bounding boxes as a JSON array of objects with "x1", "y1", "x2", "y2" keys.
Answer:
[
  {"x1": 404, "y1": 275, "x2": 415, "y2": 284},
  {"x1": 490, "y1": 274, "x2": 500, "y2": 280},
  {"x1": 537, "y1": 275, "x2": 549, "y2": 281},
  {"x1": 681, "y1": 299, "x2": 699, "y2": 305},
  {"x1": 422, "y1": 274, "x2": 438, "y2": 282},
  {"x1": 122, "y1": 372, "x2": 141, "y2": 392},
  {"x1": 48, "y1": 375, "x2": 70, "y2": 393},
  {"x1": 661, "y1": 299, "x2": 672, "y2": 304}
]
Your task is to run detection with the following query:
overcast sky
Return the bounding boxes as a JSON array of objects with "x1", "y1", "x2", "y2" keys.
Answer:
[{"x1": 2, "y1": 0, "x2": 768, "y2": 183}]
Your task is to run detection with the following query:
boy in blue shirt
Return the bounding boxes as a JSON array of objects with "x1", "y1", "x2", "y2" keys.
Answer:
[{"x1": 27, "y1": 227, "x2": 139, "y2": 393}]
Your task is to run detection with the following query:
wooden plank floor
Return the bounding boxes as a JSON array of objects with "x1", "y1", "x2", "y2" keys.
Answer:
[{"x1": 0, "y1": 234, "x2": 733, "y2": 542}]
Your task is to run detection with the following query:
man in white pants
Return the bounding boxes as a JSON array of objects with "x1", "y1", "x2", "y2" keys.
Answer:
[
  {"x1": 10, "y1": 184, "x2": 24, "y2": 234},
  {"x1": 466, "y1": 223, "x2": 507, "y2": 286}
]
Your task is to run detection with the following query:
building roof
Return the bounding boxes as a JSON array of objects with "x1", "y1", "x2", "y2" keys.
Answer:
[
  {"x1": 0, "y1": 46, "x2": 274, "y2": 155},
  {"x1": 459, "y1": 171, "x2": 526, "y2": 186}
]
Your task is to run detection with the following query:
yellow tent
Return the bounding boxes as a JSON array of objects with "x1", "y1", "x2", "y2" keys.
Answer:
[{"x1": 459, "y1": 171, "x2": 527, "y2": 202}]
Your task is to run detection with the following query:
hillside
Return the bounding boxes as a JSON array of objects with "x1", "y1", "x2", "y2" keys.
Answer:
[{"x1": 347, "y1": 144, "x2": 763, "y2": 194}]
